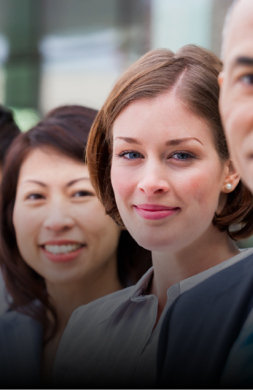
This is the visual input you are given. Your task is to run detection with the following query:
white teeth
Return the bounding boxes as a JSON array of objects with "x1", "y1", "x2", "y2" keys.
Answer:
[{"x1": 44, "y1": 244, "x2": 82, "y2": 254}]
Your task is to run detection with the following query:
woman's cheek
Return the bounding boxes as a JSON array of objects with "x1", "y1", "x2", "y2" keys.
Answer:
[
  {"x1": 111, "y1": 168, "x2": 134, "y2": 199},
  {"x1": 179, "y1": 172, "x2": 216, "y2": 204}
]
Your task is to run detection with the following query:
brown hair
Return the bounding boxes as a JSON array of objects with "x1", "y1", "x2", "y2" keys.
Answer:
[
  {"x1": 0, "y1": 105, "x2": 20, "y2": 164},
  {"x1": 87, "y1": 44, "x2": 253, "y2": 240},
  {"x1": 0, "y1": 105, "x2": 151, "y2": 342}
]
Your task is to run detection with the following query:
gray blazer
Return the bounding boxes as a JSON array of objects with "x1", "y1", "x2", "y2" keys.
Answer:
[
  {"x1": 157, "y1": 251, "x2": 253, "y2": 388},
  {"x1": 0, "y1": 309, "x2": 43, "y2": 388}
]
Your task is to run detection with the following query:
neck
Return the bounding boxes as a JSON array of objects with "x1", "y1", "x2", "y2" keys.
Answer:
[{"x1": 151, "y1": 228, "x2": 239, "y2": 315}]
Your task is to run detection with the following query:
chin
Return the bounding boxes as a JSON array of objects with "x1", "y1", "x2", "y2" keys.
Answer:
[{"x1": 134, "y1": 234, "x2": 173, "y2": 252}]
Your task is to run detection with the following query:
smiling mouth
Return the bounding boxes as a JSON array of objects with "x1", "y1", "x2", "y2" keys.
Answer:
[
  {"x1": 42, "y1": 243, "x2": 85, "y2": 254},
  {"x1": 133, "y1": 205, "x2": 180, "y2": 220}
]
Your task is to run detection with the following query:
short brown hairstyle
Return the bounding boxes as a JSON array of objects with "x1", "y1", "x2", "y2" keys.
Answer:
[{"x1": 87, "y1": 44, "x2": 253, "y2": 240}]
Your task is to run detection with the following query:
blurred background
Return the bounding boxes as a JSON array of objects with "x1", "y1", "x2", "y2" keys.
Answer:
[
  {"x1": 0, "y1": 0, "x2": 233, "y2": 130},
  {"x1": 0, "y1": 0, "x2": 252, "y2": 248}
]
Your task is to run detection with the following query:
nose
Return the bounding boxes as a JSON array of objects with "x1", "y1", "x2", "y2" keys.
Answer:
[
  {"x1": 137, "y1": 163, "x2": 170, "y2": 196},
  {"x1": 43, "y1": 199, "x2": 74, "y2": 232}
]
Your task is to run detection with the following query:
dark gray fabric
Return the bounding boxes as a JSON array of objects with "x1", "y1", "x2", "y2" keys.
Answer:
[
  {"x1": 0, "y1": 271, "x2": 9, "y2": 314},
  {"x1": 0, "y1": 310, "x2": 43, "y2": 388},
  {"x1": 54, "y1": 251, "x2": 249, "y2": 388},
  {"x1": 157, "y1": 252, "x2": 253, "y2": 389}
]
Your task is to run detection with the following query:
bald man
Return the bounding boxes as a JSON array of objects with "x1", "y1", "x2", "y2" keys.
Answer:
[
  {"x1": 157, "y1": 1, "x2": 253, "y2": 387},
  {"x1": 219, "y1": 0, "x2": 253, "y2": 194},
  {"x1": 218, "y1": 0, "x2": 253, "y2": 387}
]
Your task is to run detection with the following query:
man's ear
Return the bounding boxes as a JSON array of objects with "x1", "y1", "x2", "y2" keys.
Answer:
[
  {"x1": 222, "y1": 160, "x2": 240, "y2": 193},
  {"x1": 218, "y1": 71, "x2": 224, "y2": 87}
]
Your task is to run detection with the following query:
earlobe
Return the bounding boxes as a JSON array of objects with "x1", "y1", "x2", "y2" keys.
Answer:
[
  {"x1": 222, "y1": 160, "x2": 240, "y2": 193},
  {"x1": 218, "y1": 71, "x2": 224, "y2": 87}
]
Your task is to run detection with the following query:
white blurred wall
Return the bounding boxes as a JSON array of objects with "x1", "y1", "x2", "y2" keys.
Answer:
[
  {"x1": 39, "y1": 0, "x2": 228, "y2": 114},
  {"x1": 150, "y1": 0, "x2": 212, "y2": 52}
]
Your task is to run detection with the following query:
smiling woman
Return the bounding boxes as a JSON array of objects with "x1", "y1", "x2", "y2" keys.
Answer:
[
  {"x1": 111, "y1": 92, "x2": 232, "y2": 253},
  {"x1": 13, "y1": 150, "x2": 120, "y2": 285},
  {"x1": 0, "y1": 105, "x2": 151, "y2": 387},
  {"x1": 53, "y1": 46, "x2": 253, "y2": 388}
]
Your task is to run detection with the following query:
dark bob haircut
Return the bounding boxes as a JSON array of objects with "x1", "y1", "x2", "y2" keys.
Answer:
[
  {"x1": 0, "y1": 105, "x2": 151, "y2": 341},
  {"x1": 0, "y1": 104, "x2": 20, "y2": 165},
  {"x1": 86, "y1": 45, "x2": 253, "y2": 240}
]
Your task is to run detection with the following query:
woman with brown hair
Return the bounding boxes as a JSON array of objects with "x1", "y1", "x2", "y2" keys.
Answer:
[
  {"x1": 0, "y1": 105, "x2": 151, "y2": 387},
  {"x1": 54, "y1": 45, "x2": 253, "y2": 388}
]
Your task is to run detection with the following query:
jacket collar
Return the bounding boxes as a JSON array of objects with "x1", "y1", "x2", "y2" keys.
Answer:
[{"x1": 99, "y1": 267, "x2": 154, "y2": 323}]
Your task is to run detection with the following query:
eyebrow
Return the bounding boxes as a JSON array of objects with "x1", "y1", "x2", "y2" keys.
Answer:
[
  {"x1": 22, "y1": 177, "x2": 89, "y2": 188},
  {"x1": 115, "y1": 137, "x2": 141, "y2": 145},
  {"x1": 165, "y1": 137, "x2": 203, "y2": 146},
  {"x1": 115, "y1": 136, "x2": 203, "y2": 146},
  {"x1": 23, "y1": 180, "x2": 47, "y2": 187},
  {"x1": 66, "y1": 177, "x2": 89, "y2": 187},
  {"x1": 233, "y1": 56, "x2": 253, "y2": 68}
]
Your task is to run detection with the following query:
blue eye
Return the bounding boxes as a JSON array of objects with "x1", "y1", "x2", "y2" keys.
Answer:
[
  {"x1": 119, "y1": 151, "x2": 143, "y2": 160},
  {"x1": 172, "y1": 152, "x2": 193, "y2": 160},
  {"x1": 240, "y1": 74, "x2": 253, "y2": 85}
]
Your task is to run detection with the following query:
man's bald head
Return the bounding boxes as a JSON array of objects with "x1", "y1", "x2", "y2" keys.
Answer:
[
  {"x1": 221, "y1": 0, "x2": 253, "y2": 61},
  {"x1": 221, "y1": 0, "x2": 240, "y2": 59},
  {"x1": 219, "y1": 0, "x2": 253, "y2": 193}
]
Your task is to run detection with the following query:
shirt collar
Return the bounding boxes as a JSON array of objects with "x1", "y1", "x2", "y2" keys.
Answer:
[
  {"x1": 130, "y1": 267, "x2": 154, "y2": 300},
  {"x1": 99, "y1": 267, "x2": 154, "y2": 323},
  {"x1": 101, "y1": 248, "x2": 253, "y2": 322}
]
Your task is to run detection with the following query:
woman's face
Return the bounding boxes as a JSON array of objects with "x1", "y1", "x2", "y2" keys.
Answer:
[
  {"x1": 111, "y1": 91, "x2": 230, "y2": 253},
  {"x1": 13, "y1": 148, "x2": 121, "y2": 285}
]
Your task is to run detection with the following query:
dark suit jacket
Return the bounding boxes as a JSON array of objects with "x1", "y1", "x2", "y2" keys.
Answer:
[
  {"x1": 157, "y1": 252, "x2": 253, "y2": 388},
  {"x1": 0, "y1": 309, "x2": 43, "y2": 388}
]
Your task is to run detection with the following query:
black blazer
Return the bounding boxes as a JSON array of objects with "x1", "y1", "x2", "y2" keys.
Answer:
[
  {"x1": 0, "y1": 309, "x2": 43, "y2": 388},
  {"x1": 157, "y1": 252, "x2": 253, "y2": 388}
]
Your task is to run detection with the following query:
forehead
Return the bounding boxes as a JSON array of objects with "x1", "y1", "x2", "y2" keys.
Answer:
[
  {"x1": 19, "y1": 147, "x2": 87, "y2": 179},
  {"x1": 112, "y1": 92, "x2": 214, "y2": 144},
  {"x1": 225, "y1": 0, "x2": 253, "y2": 65}
]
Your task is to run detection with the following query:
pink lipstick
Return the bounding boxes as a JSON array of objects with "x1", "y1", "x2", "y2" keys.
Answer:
[{"x1": 134, "y1": 204, "x2": 180, "y2": 220}]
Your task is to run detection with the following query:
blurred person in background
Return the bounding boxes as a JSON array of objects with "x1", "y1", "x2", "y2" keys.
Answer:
[
  {"x1": 0, "y1": 104, "x2": 20, "y2": 174},
  {"x1": 0, "y1": 105, "x2": 151, "y2": 388},
  {"x1": 54, "y1": 45, "x2": 253, "y2": 388},
  {"x1": 0, "y1": 105, "x2": 20, "y2": 315}
]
